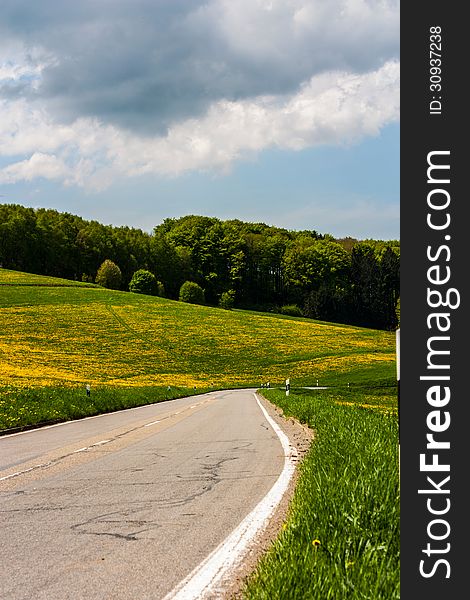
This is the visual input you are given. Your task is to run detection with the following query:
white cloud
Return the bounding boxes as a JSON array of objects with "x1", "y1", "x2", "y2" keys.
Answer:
[
  {"x1": 0, "y1": 60, "x2": 399, "y2": 189},
  {"x1": 0, "y1": 152, "x2": 69, "y2": 183},
  {"x1": 0, "y1": 100, "x2": 76, "y2": 155}
]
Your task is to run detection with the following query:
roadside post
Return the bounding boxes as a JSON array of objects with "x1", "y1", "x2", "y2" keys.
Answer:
[
  {"x1": 285, "y1": 378, "x2": 290, "y2": 396},
  {"x1": 86, "y1": 384, "x2": 90, "y2": 397}
]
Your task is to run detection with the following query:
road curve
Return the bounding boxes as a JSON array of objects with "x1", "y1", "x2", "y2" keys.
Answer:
[{"x1": 0, "y1": 389, "x2": 292, "y2": 600}]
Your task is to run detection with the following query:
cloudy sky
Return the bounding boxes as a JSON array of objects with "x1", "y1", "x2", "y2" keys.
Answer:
[{"x1": 0, "y1": 0, "x2": 400, "y2": 239}]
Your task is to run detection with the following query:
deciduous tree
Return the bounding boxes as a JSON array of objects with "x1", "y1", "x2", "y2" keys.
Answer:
[{"x1": 95, "y1": 259, "x2": 122, "y2": 289}]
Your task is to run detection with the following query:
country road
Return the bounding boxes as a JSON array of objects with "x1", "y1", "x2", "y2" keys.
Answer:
[{"x1": 0, "y1": 389, "x2": 296, "y2": 600}]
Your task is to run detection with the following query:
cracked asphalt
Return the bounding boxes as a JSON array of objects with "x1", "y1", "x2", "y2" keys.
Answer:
[{"x1": 0, "y1": 389, "x2": 286, "y2": 600}]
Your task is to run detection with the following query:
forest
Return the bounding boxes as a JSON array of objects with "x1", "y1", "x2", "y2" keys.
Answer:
[{"x1": 0, "y1": 204, "x2": 399, "y2": 330}]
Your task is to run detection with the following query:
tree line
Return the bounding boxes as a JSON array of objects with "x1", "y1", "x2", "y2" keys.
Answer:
[{"x1": 0, "y1": 204, "x2": 399, "y2": 329}]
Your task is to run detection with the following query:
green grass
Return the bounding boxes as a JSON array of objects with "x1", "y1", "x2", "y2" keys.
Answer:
[
  {"x1": 0, "y1": 385, "x2": 214, "y2": 433},
  {"x1": 242, "y1": 388, "x2": 399, "y2": 599},
  {"x1": 0, "y1": 268, "x2": 98, "y2": 287}
]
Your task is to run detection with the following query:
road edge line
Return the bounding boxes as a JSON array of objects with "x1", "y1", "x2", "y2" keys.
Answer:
[{"x1": 162, "y1": 391, "x2": 298, "y2": 600}]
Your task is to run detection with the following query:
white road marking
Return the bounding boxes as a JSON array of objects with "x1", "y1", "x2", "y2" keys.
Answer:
[
  {"x1": 0, "y1": 409, "x2": 144, "y2": 438},
  {"x1": 144, "y1": 420, "x2": 162, "y2": 427},
  {"x1": 0, "y1": 456, "x2": 59, "y2": 481},
  {"x1": 1, "y1": 438, "x2": 112, "y2": 481},
  {"x1": 162, "y1": 392, "x2": 298, "y2": 600},
  {"x1": 0, "y1": 466, "x2": 36, "y2": 481},
  {"x1": 73, "y1": 439, "x2": 111, "y2": 452}
]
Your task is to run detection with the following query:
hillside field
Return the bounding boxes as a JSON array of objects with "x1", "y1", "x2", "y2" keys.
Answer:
[{"x1": 1, "y1": 267, "x2": 396, "y2": 391}]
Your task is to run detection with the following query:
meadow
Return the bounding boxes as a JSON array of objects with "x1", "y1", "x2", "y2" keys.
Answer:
[
  {"x1": 242, "y1": 387, "x2": 399, "y2": 599},
  {"x1": 0, "y1": 267, "x2": 396, "y2": 430}
]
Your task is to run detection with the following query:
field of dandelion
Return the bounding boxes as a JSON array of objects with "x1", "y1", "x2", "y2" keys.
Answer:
[
  {"x1": 0, "y1": 268, "x2": 396, "y2": 388},
  {"x1": 1, "y1": 267, "x2": 397, "y2": 430}
]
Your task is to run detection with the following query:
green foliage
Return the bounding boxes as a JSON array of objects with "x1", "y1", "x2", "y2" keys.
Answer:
[
  {"x1": 95, "y1": 259, "x2": 122, "y2": 290},
  {"x1": 283, "y1": 238, "x2": 352, "y2": 324},
  {"x1": 156, "y1": 280, "x2": 165, "y2": 297},
  {"x1": 279, "y1": 304, "x2": 303, "y2": 317},
  {"x1": 283, "y1": 238, "x2": 351, "y2": 294},
  {"x1": 129, "y1": 269, "x2": 159, "y2": 295},
  {"x1": 179, "y1": 280, "x2": 205, "y2": 305},
  {"x1": 0, "y1": 204, "x2": 400, "y2": 329},
  {"x1": 349, "y1": 243, "x2": 400, "y2": 330},
  {"x1": 244, "y1": 388, "x2": 399, "y2": 599},
  {"x1": 219, "y1": 289, "x2": 236, "y2": 310}
]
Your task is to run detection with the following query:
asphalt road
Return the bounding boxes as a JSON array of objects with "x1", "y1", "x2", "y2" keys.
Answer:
[{"x1": 0, "y1": 389, "x2": 286, "y2": 600}]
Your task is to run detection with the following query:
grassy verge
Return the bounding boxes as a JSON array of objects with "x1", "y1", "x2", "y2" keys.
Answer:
[
  {"x1": 242, "y1": 387, "x2": 399, "y2": 600},
  {"x1": 0, "y1": 385, "x2": 216, "y2": 433}
]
